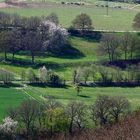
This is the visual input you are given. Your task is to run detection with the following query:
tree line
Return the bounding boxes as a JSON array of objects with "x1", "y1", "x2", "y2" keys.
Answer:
[
  {"x1": 1, "y1": 11, "x2": 140, "y2": 65},
  {"x1": 0, "y1": 66, "x2": 64, "y2": 87},
  {"x1": 0, "y1": 95, "x2": 130, "y2": 139},
  {"x1": 0, "y1": 63, "x2": 140, "y2": 86},
  {"x1": 0, "y1": 12, "x2": 68, "y2": 64},
  {"x1": 73, "y1": 64, "x2": 140, "y2": 87},
  {"x1": 98, "y1": 33, "x2": 140, "y2": 62}
]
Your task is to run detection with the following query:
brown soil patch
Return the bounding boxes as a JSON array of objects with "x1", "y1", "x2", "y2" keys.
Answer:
[{"x1": 0, "y1": 2, "x2": 14, "y2": 8}]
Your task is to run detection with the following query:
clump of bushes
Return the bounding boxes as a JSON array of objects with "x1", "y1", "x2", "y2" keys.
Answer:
[
  {"x1": 21, "y1": 66, "x2": 65, "y2": 87},
  {"x1": 0, "y1": 68, "x2": 14, "y2": 84}
]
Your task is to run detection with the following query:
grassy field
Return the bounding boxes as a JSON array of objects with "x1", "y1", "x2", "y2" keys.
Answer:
[
  {"x1": 0, "y1": 36, "x2": 100, "y2": 80},
  {"x1": 0, "y1": 6, "x2": 137, "y2": 30},
  {"x1": 0, "y1": 4, "x2": 139, "y2": 122},
  {"x1": 1, "y1": 86, "x2": 140, "y2": 121},
  {"x1": 24, "y1": 86, "x2": 140, "y2": 109},
  {"x1": 0, "y1": 33, "x2": 139, "y2": 120},
  {"x1": 0, "y1": 87, "x2": 28, "y2": 121}
]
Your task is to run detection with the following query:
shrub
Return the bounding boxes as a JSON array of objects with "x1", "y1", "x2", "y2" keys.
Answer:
[
  {"x1": 26, "y1": 68, "x2": 37, "y2": 84},
  {"x1": 0, "y1": 117, "x2": 18, "y2": 139},
  {"x1": 0, "y1": 69, "x2": 14, "y2": 84},
  {"x1": 48, "y1": 73, "x2": 63, "y2": 86}
]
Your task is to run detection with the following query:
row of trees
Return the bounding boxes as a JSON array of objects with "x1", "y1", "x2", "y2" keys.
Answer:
[
  {"x1": 98, "y1": 33, "x2": 140, "y2": 62},
  {"x1": 2, "y1": 11, "x2": 140, "y2": 64},
  {"x1": 73, "y1": 64, "x2": 140, "y2": 85},
  {"x1": 0, "y1": 66, "x2": 64, "y2": 86},
  {"x1": 0, "y1": 11, "x2": 93, "y2": 31},
  {"x1": 1, "y1": 63, "x2": 140, "y2": 86},
  {"x1": 0, "y1": 95, "x2": 130, "y2": 139},
  {"x1": 21, "y1": 66, "x2": 64, "y2": 86},
  {"x1": 0, "y1": 12, "x2": 68, "y2": 64},
  {"x1": 0, "y1": 12, "x2": 59, "y2": 29}
]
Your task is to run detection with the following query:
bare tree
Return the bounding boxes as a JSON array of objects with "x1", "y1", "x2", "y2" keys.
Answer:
[
  {"x1": 8, "y1": 29, "x2": 21, "y2": 61},
  {"x1": 22, "y1": 31, "x2": 42, "y2": 64},
  {"x1": 81, "y1": 67, "x2": 90, "y2": 84},
  {"x1": 91, "y1": 95, "x2": 130, "y2": 126},
  {"x1": 74, "y1": 83, "x2": 82, "y2": 96},
  {"x1": 97, "y1": 33, "x2": 120, "y2": 62},
  {"x1": 129, "y1": 34, "x2": 139, "y2": 60},
  {"x1": 73, "y1": 69, "x2": 77, "y2": 84},
  {"x1": 0, "y1": 31, "x2": 10, "y2": 61},
  {"x1": 98, "y1": 66, "x2": 111, "y2": 83},
  {"x1": 66, "y1": 102, "x2": 87, "y2": 133},
  {"x1": 91, "y1": 95, "x2": 111, "y2": 126},
  {"x1": 109, "y1": 96, "x2": 130, "y2": 122},
  {"x1": 121, "y1": 32, "x2": 131, "y2": 60},
  {"x1": 17, "y1": 100, "x2": 39, "y2": 134}
]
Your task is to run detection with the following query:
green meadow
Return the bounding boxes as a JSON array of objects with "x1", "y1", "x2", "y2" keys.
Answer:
[
  {"x1": 0, "y1": 87, "x2": 28, "y2": 120},
  {"x1": 25, "y1": 86, "x2": 140, "y2": 109},
  {"x1": 0, "y1": 6, "x2": 138, "y2": 30},
  {"x1": 1, "y1": 86, "x2": 140, "y2": 121},
  {"x1": 0, "y1": 36, "x2": 100, "y2": 80},
  {"x1": 0, "y1": 1, "x2": 140, "y2": 121},
  {"x1": 0, "y1": 35, "x2": 140, "y2": 120}
]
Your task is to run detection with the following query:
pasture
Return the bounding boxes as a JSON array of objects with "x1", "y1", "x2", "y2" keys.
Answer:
[
  {"x1": 1, "y1": 86, "x2": 140, "y2": 121},
  {"x1": 0, "y1": 87, "x2": 28, "y2": 121},
  {"x1": 24, "y1": 86, "x2": 140, "y2": 109},
  {"x1": 0, "y1": 5, "x2": 138, "y2": 30},
  {"x1": 0, "y1": 0, "x2": 140, "y2": 123}
]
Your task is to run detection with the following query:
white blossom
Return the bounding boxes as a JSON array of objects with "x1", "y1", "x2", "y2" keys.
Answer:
[
  {"x1": 39, "y1": 66, "x2": 48, "y2": 82},
  {"x1": 42, "y1": 20, "x2": 68, "y2": 37},
  {"x1": 0, "y1": 117, "x2": 18, "y2": 134}
]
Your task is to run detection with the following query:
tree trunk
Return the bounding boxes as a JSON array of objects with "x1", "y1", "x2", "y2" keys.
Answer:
[
  {"x1": 115, "y1": 114, "x2": 119, "y2": 123},
  {"x1": 125, "y1": 50, "x2": 127, "y2": 60},
  {"x1": 31, "y1": 53, "x2": 35, "y2": 64},
  {"x1": 69, "y1": 121, "x2": 73, "y2": 133},
  {"x1": 12, "y1": 53, "x2": 15, "y2": 62},
  {"x1": 107, "y1": 46, "x2": 111, "y2": 62},
  {"x1": 130, "y1": 50, "x2": 133, "y2": 60},
  {"x1": 4, "y1": 51, "x2": 7, "y2": 61}
]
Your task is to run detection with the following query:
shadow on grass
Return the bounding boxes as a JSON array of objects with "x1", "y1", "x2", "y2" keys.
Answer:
[
  {"x1": 104, "y1": 59, "x2": 140, "y2": 69},
  {"x1": 17, "y1": 44, "x2": 85, "y2": 60},
  {"x1": 0, "y1": 83, "x2": 23, "y2": 88},
  {"x1": 0, "y1": 47, "x2": 85, "y2": 69},
  {"x1": 0, "y1": 59, "x2": 61, "y2": 69},
  {"x1": 81, "y1": 82, "x2": 140, "y2": 88},
  {"x1": 78, "y1": 95, "x2": 91, "y2": 98},
  {"x1": 69, "y1": 30, "x2": 102, "y2": 42},
  {"x1": 28, "y1": 83, "x2": 70, "y2": 89}
]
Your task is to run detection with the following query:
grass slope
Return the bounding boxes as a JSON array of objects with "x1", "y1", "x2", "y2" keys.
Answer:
[
  {"x1": 0, "y1": 35, "x2": 139, "y2": 120},
  {"x1": 25, "y1": 86, "x2": 140, "y2": 109},
  {"x1": 0, "y1": 87, "x2": 28, "y2": 121},
  {"x1": 0, "y1": 37, "x2": 99, "y2": 80}
]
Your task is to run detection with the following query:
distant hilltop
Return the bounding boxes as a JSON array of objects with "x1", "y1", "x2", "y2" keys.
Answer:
[{"x1": 4, "y1": 0, "x2": 27, "y2": 7}]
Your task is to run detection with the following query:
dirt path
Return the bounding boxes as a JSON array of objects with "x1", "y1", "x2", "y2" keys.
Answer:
[{"x1": 0, "y1": 2, "x2": 12, "y2": 8}]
